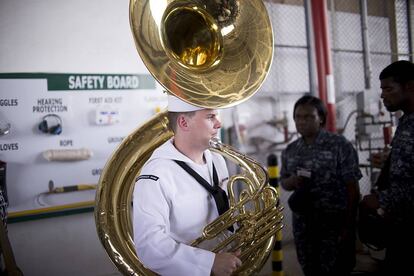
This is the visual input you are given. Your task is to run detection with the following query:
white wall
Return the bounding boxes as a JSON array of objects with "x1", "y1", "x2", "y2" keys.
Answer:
[
  {"x1": 0, "y1": 0, "x2": 161, "y2": 275},
  {"x1": 0, "y1": 0, "x2": 144, "y2": 73}
]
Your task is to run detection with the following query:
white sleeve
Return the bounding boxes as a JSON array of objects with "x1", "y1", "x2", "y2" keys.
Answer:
[{"x1": 133, "y1": 177, "x2": 215, "y2": 276}]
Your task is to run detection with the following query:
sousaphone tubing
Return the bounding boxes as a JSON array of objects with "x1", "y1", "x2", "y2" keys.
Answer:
[{"x1": 95, "y1": 1, "x2": 283, "y2": 275}]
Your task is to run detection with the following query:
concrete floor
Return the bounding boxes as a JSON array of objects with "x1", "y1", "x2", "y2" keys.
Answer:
[
  {"x1": 258, "y1": 238, "x2": 384, "y2": 276},
  {"x1": 103, "y1": 239, "x2": 382, "y2": 276},
  {"x1": 258, "y1": 239, "x2": 303, "y2": 276}
]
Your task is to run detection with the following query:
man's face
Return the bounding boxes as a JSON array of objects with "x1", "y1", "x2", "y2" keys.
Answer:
[
  {"x1": 186, "y1": 109, "x2": 221, "y2": 148},
  {"x1": 380, "y1": 77, "x2": 407, "y2": 112},
  {"x1": 294, "y1": 104, "x2": 322, "y2": 138}
]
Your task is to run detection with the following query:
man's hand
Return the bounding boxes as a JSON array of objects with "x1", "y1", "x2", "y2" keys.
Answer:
[
  {"x1": 212, "y1": 250, "x2": 242, "y2": 276},
  {"x1": 281, "y1": 175, "x2": 305, "y2": 191},
  {"x1": 369, "y1": 148, "x2": 390, "y2": 168},
  {"x1": 361, "y1": 194, "x2": 380, "y2": 210}
]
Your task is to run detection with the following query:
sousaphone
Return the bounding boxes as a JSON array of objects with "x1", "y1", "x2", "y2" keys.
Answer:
[{"x1": 95, "y1": 0, "x2": 283, "y2": 275}]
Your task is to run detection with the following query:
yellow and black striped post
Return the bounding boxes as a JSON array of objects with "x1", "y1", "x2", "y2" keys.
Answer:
[{"x1": 268, "y1": 154, "x2": 284, "y2": 276}]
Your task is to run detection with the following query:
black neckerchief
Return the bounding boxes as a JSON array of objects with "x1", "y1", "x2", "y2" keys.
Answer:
[{"x1": 174, "y1": 160, "x2": 234, "y2": 232}]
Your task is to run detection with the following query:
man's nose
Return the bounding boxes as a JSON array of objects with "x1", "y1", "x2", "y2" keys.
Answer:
[
  {"x1": 294, "y1": 117, "x2": 306, "y2": 123},
  {"x1": 214, "y1": 118, "x2": 221, "y2": 129}
]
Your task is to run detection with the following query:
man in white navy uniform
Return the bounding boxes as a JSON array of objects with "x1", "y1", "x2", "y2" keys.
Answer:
[{"x1": 133, "y1": 95, "x2": 242, "y2": 276}]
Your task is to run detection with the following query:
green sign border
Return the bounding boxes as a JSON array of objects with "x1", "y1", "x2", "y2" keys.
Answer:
[{"x1": 0, "y1": 73, "x2": 156, "y2": 90}]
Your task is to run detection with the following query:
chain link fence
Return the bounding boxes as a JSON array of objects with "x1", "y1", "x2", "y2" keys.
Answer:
[
  {"x1": 329, "y1": 0, "x2": 411, "y2": 199},
  {"x1": 241, "y1": 0, "x2": 413, "y2": 245}
]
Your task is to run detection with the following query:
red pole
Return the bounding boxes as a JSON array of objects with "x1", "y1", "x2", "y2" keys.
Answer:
[{"x1": 311, "y1": 0, "x2": 336, "y2": 132}]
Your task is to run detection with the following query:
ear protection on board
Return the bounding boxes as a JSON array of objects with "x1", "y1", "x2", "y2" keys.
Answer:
[
  {"x1": 0, "y1": 122, "x2": 11, "y2": 136},
  {"x1": 38, "y1": 114, "x2": 62, "y2": 135}
]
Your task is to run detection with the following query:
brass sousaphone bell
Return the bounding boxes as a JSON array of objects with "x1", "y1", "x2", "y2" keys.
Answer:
[{"x1": 95, "y1": 0, "x2": 283, "y2": 275}]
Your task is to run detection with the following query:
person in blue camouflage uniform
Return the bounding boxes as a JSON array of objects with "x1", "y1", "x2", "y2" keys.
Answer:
[
  {"x1": 0, "y1": 189, "x2": 8, "y2": 272},
  {"x1": 281, "y1": 95, "x2": 362, "y2": 276},
  {"x1": 361, "y1": 60, "x2": 414, "y2": 275},
  {"x1": 0, "y1": 191, "x2": 6, "y2": 227}
]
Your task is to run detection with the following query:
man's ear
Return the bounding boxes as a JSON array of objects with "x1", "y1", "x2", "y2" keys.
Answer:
[
  {"x1": 405, "y1": 80, "x2": 414, "y2": 93},
  {"x1": 177, "y1": 114, "x2": 189, "y2": 131},
  {"x1": 407, "y1": 81, "x2": 414, "y2": 108}
]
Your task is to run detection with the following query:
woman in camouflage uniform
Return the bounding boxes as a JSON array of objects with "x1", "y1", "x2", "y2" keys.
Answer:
[{"x1": 281, "y1": 95, "x2": 362, "y2": 276}]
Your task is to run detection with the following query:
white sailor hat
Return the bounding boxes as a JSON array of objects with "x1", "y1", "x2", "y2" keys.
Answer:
[{"x1": 167, "y1": 94, "x2": 205, "y2": 112}]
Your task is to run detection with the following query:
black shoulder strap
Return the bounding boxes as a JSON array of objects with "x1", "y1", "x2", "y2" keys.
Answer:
[
  {"x1": 175, "y1": 160, "x2": 217, "y2": 193},
  {"x1": 174, "y1": 160, "x2": 231, "y2": 219}
]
